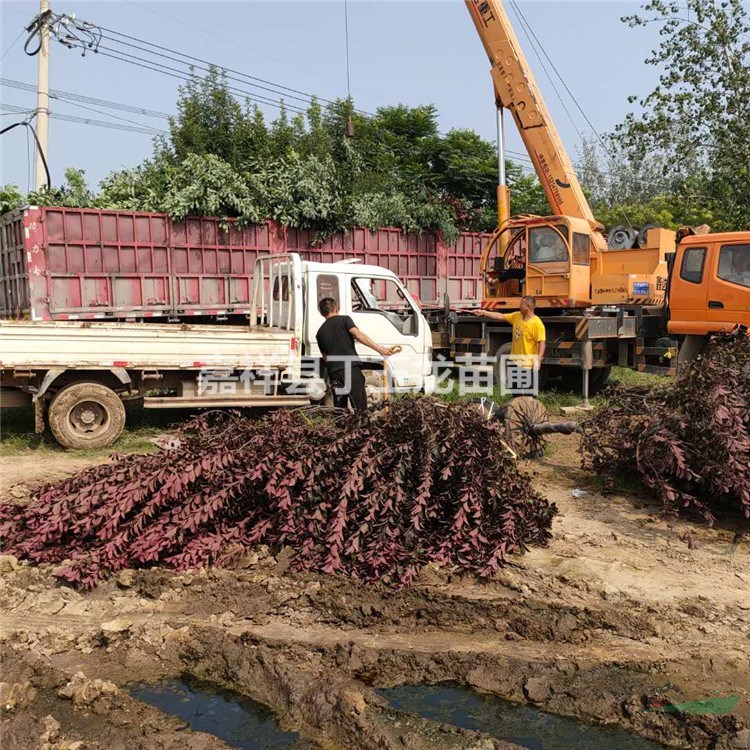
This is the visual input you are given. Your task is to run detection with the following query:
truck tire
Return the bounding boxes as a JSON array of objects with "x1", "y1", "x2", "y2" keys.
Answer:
[
  {"x1": 493, "y1": 342, "x2": 549, "y2": 392},
  {"x1": 48, "y1": 382, "x2": 126, "y2": 450},
  {"x1": 560, "y1": 366, "x2": 611, "y2": 395},
  {"x1": 493, "y1": 342, "x2": 513, "y2": 390}
]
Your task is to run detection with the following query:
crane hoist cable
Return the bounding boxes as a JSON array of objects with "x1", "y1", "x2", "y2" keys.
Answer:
[
  {"x1": 507, "y1": 0, "x2": 585, "y2": 143},
  {"x1": 508, "y1": 0, "x2": 634, "y2": 228}
]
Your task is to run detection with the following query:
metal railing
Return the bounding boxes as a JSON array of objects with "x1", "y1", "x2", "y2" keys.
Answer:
[{"x1": 250, "y1": 253, "x2": 303, "y2": 335}]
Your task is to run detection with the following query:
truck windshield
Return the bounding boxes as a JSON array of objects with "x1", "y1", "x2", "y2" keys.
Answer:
[
  {"x1": 351, "y1": 277, "x2": 418, "y2": 336},
  {"x1": 529, "y1": 227, "x2": 569, "y2": 263},
  {"x1": 718, "y1": 244, "x2": 750, "y2": 288}
]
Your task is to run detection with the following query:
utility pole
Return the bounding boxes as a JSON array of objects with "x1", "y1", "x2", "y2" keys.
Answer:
[{"x1": 34, "y1": 0, "x2": 50, "y2": 190}]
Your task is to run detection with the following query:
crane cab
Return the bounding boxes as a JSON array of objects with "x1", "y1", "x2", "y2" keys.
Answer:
[{"x1": 481, "y1": 215, "x2": 594, "y2": 309}]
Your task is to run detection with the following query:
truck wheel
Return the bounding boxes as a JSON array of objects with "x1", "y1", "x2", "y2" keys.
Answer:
[
  {"x1": 493, "y1": 342, "x2": 513, "y2": 390},
  {"x1": 560, "y1": 367, "x2": 611, "y2": 395},
  {"x1": 48, "y1": 382, "x2": 126, "y2": 450},
  {"x1": 493, "y1": 342, "x2": 549, "y2": 392}
]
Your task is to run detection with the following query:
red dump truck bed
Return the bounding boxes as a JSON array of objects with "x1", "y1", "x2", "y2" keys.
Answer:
[{"x1": 0, "y1": 206, "x2": 485, "y2": 321}]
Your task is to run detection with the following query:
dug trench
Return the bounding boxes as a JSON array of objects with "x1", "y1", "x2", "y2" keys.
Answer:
[{"x1": 1, "y1": 434, "x2": 748, "y2": 749}]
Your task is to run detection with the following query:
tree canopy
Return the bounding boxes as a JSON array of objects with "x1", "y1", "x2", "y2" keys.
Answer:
[
  {"x1": 3, "y1": 2, "x2": 748, "y2": 238},
  {"x1": 584, "y1": 0, "x2": 750, "y2": 232},
  {"x1": 0, "y1": 69, "x2": 546, "y2": 242}
]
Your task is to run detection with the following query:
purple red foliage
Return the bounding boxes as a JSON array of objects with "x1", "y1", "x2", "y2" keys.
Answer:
[
  {"x1": 582, "y1": 333, "x2": 750, "y2": 523},
  {"x1": 0, "y1": 398, "x2": 556, "y2": 588}
]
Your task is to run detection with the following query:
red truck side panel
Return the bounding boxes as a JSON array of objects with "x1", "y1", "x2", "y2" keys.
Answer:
[{"x1": 0, "y1": 206, "x2": 487, "y2": 320}]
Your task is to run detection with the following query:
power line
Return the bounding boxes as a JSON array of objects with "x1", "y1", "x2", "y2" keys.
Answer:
[
  {"x1": 93, "y1": 47, "x2": 310, "y2": 115},
  {"x1": 1, "y1": 78, "x2": 170, "y2": 120},
  {"x1": 508, "y1": 0, "x2": 609, "y2": 155},
  {"x1": 99, "y1": 21, "x2": 365, "y2": 111},
  {"x1": 0, "y1": 103, "x2": 166, "y2": 136},
  {"x1": 344, "y1": 0, "x2": 352, "y2": 99},
  {"x1": 57, "y1": 99, "x2": 167, "y2": 132},
  {"x1": 507, "y1": 0, "x2": 633, "y2": 225},
  {"x1": 1, "y1": 27, "x2": 26, "y2": 62},
  {"x1": 77, "y1": 15, "x2": 374, "y2": 116},
  {"x1": 99, "y1": 33, "x2": 317, "y2": 108},
  {"x1": 123, "y1": 0, "x2": 343, "y2": 89},
  {"x1": 26, "y1": 124, "x2": 32, "y2": 193},
  {"x1": 0, "y1": 117, "x2": 51, "y2": 188},
  {"x1": 97, "y1": 24, "x2": 370, "y2": 113}
]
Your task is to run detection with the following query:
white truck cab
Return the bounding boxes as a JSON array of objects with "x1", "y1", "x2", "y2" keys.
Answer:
[{"x1": 301, "y1": 259, "x2": 435, "y2": 396}]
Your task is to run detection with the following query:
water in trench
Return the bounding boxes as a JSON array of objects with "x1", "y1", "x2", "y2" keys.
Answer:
[
  {"x1": 130, "y1": 677, "x2": 302, "y2": 749},
  {"x1": 379, "y1": 683, "x2": 665, "y2": 750}
]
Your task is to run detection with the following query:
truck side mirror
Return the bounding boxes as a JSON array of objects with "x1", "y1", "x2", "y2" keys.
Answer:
[{"x1": 493, "y1": 256, "x2": 505, "y2": 274}]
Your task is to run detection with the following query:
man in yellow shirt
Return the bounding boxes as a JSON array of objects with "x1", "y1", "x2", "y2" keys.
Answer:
[{"x1": 472, "y1": 295, "x2": 547, "y2": 370}]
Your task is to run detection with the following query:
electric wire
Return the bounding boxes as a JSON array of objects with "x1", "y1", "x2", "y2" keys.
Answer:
[
  {"x1": 26, "y1": 124, "x2": 31, "y2": 193},
  {"x1": 1, "y1": 78, "x2": 170, "y2": 119},
  {"x1": 55, "y1": 99, "x2": 167, "y2": 133},
  {"x1": 0, "y1": 118, "x2": 51, "y2": 188},
  {"x1": 94, "y1": 48, "x2": 309, "y2": 114},
  {"x1": 0, "y1": 103, "x2": 167, "y2": 136},
  {"x1": 123, "y1": 0, "x2": 343, "y2": 89},
  {"x1": 97, "y1": 24, "x2": 375, "y2": 116},
  {"x1": 0, "y1": 28, "x2": 26, "y2": 62},
  {"x1": 508, "y1": 0, "x2": 633, "y2": 226},
  {"x1": 344, "y1": 0, "x2": 352, "y2": 99},
  {"x1": 508, "y1": 0, "x2": 619, "y2": 162},
  {"x1": 507, "y1": 0, "x2": 586, "y2": 144},
  {"x1": 99, "y1": 33, "x2": 316, "y2": 107}
]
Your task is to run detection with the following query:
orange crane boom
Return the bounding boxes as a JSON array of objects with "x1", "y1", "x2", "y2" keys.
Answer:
[{"x1": 465, "y1": 0, "x2": 606, "y2": 251}]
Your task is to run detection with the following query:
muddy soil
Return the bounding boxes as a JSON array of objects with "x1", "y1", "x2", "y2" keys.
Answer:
[{"x1": 1, "y1": 432, "x2": 748, "y2": 750}]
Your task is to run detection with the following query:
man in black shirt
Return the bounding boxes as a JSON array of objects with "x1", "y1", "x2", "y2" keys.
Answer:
[{"x1": 315, "y1": 297, "x2": 397, "y2": 411}]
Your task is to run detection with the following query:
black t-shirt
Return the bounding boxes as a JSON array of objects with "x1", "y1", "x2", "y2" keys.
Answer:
[{"x1": 316, "y1": 315, "x2": 361, "y2": 374}]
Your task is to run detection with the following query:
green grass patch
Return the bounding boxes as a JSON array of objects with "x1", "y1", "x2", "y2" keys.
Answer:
[
  {"x1": 0, "y1": 403, "x2": 182, "y2": 459},
  {"x1": 607, "y1": 365, "x2": 670, "y2": 388},
  {"x1": 432, "y1": 365, "x2": 666, "y2": 415}
]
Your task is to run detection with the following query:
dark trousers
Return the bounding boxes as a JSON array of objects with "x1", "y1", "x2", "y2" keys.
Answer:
[{"x1": 329, "y1": 366, "x2": 368, "y2": 412}]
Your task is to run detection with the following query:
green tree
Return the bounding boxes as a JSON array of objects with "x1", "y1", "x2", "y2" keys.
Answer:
[
  {"x1": 614, "y1": 0, "x2": 750, "y2": 230},
  {"x1": 0, "y1": 184, "x2": 26, "y2": 214},
  {"x1": 169, "y1": 67, "x2": 246, "y2": 169},
  {"x1": 23, "y1": 168, "x2": 95, "y2": 209},
  {"x1": 506, "y1": 162, "x2": 548, "y2": 218},
  {"x1": 427, "y1": 129, "x2": 496, "y2": 206},
  {"x1": 161, "y1": 153, "x2": 262, "y2": 223},
  {"x1": 2, "y1": 67, "x2": 553, "y2": 240},
  {"x1": 97, "y1": 152, "x2": 172, "y2": 212}
]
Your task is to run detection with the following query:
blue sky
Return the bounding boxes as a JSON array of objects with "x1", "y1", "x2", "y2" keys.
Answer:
[{"x1": 2, "y1": 1, "x2": 668, "y2": 190}]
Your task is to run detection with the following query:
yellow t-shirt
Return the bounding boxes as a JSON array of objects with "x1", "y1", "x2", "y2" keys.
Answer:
[{"x1": 506, "y1": 311, "x2": 546, "y2": 368}]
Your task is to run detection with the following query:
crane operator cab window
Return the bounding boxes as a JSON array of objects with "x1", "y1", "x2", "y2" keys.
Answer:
[
  {"x1": 529, "y1": 227, "x2": 569, "y2": 264},
  {"x1": 718, "y1": 245, "x2": 750, "y2": 288}
]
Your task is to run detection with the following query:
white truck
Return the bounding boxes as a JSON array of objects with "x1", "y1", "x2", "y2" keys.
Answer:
[{"x1": 0, "y1": 254, "x2": 436, "y2": 449}]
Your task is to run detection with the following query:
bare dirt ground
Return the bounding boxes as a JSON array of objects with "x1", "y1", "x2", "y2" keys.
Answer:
[{"x1": 1, "y1": 432, "x2": 749, "y2": 750}]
